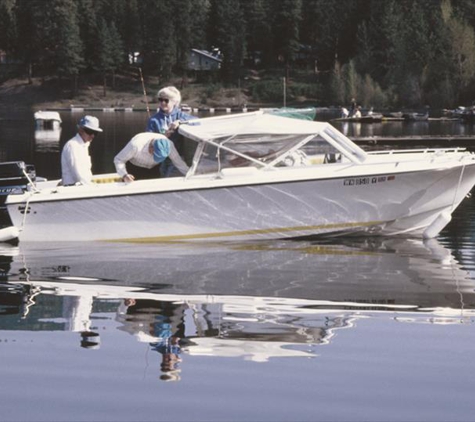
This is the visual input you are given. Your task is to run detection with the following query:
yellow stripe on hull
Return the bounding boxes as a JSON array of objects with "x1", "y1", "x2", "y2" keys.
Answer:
[{"x1": 103, "y1": 220, "x2": 384, "y2": 243}]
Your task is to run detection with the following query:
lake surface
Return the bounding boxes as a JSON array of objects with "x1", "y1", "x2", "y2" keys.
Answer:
[{"x1": 1, "y1": 110, "x2": 475, "y2": 421}]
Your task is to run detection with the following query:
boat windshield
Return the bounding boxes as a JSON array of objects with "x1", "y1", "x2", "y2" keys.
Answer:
[
  {"x1": 180, "y1": 111, "x2": 367, "y2": 176},
  {"x1": 190, "y1": 132, "x2": 344, "y2": 175}
]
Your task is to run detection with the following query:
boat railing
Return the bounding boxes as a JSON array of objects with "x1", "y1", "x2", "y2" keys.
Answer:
[
  {"x1": 321, "y1": 126, "x2": 367, "y2": 164},
  {"x1": 368, "y1": 147, "x2": 466, "y2": 156}
]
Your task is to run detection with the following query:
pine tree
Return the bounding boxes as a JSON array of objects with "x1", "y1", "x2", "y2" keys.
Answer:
[
  {"x1": 209, "y1": 0, "x2": 246, "y2": 85},
  {"x1": 138, "y1": 0, "x2": 176, "y2": 79},
  {"x1": 14, "y1": 0, "x2": 44, "y2": 82},
  {"x1": 76, "y1": 0, "x2": 100, "y2": 72},
  {"x1": 95, "y1": 19, "x2": 124, "y2": 96},
  {"x1": 441, "y1": 0, "x2": 475, "y2": 105},
  {"x1": 173, "y1": 0, "x2": 194, "y2": 78},
  {"x1": 120, "y1": 0, "x2": 142, "y2": 61},
  {"x1": 108, "y1": 22, "x2": 125, "y2": 89},
  {"x1": 245, "y1": 0, "x2": 272, "y2": 68},
  {"x1": 53, "y1": 0, "x2": 85, "y2": 95},
  {"x1": 302, "y1": 0, "x2": 358, "y2": 72},
  {"x1": 272, "y1": 0, "x2": 302, "y2": 65},
  {"x1": 0, "y1": 0, "x2": 17, "y2": 55},
  {"x1": 382, "y1": 0, "x2": 434, "y2": 105}
]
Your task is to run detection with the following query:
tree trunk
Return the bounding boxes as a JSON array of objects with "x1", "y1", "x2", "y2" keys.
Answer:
[
  {"x1": 71, "y1": 74, "x2": 78, "y2": 98},
  {"x1": 27, "y1": 62, "x2": 33, "y2": 84},
  {"x1": 103, "y1": 73, "x2": 107, "y2": 97}
]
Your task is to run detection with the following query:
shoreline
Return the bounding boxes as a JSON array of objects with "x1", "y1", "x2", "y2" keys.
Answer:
[
  {"x1": 44, "y1": 105, "x2": 262, "y2": 114},
  {"x1": 0, "y1": 76, "x2": 320, "y2": 114}
]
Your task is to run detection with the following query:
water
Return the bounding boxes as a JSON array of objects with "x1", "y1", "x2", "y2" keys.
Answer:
[
  {"x1": 0, "y1": 110, "x2": 150, "y2": 180},
  {"x1": 332, "y1": 118, "x2": 475, "y2": 139},
  {"x1": 1, "y1": 111, "x2": 475, "y2": 421}
]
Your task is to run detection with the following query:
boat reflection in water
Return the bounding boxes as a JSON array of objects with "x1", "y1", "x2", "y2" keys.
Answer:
[
  {"x1": 34, "y1": 128, "x2": 62, "y2": 151},
  {"x1": 1, "y1": 237, "x2": 474, "y2": 381}
]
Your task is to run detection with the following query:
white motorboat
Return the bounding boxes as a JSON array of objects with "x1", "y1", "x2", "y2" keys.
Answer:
[
  {"x1": 2, "y1": 110, "x2": 475, "y2": 242},
  {"x1": 34, "y1": 110, "x2": 62, "y2": 143}
]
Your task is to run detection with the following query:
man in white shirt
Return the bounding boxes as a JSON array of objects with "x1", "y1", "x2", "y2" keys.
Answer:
[
  {"x1": 61, "y1": 115, "x2": 103, "y2": 186},
  {"x1": 114, "y1": 132, "x2": 189, "y2": 182}
]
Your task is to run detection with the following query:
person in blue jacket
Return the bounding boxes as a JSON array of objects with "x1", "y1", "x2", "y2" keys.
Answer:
[{"x1": 146, "y1": 86, "x2": 196, "y2": 177}]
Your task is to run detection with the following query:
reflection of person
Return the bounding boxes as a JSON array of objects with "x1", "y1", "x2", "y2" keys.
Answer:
[
  {"x1": 61, "y1": 115, "x2": 103, "y2": 186},
  {"x1": 80, "y1": 330, "x2": 100, "y2": 349},
  {"x1": 114, "y1": 133, "x2": 189, "y2": 182},
  {"x1": 118, "y1": 298, "x2": 188, "y2": 381},
  {"x1": 146, "y1": 86, "x2": 196, "y2": 177},
  {"x1": 62, "y1": 295, "x2": 100, "y2": 349},
  {"x1": 151, "y1": 324, "x2": 183, "y2": 382}
]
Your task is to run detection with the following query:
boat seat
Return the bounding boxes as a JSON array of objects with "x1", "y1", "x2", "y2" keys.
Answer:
[
  {"x1": 324, "y1": 153, "x2": 340, "y2": 163},
  {"x1": 282, "y1": 150, "x2": 310, "y2": 167}
]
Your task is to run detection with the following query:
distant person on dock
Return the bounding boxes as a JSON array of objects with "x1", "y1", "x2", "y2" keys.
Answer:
[
  {"x1": 61, "y1": 115, "x2": 103, "y2": 186},
  {"x1": 349, "y1": 98, "x2": 357, "y2": 117},
  {"x1": 146, "y1": 86, "x2": 197, "y2": 177},
  {"x1": 114, "y1": 132, "x2": 189, "y2": 182}
]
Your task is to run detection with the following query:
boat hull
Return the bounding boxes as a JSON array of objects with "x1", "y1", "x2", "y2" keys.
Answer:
[{"x1": 6, "y1": 164, "x2": 475, "y2": 242}]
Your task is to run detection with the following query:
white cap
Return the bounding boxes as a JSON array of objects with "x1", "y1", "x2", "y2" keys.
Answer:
[{"x1": 78, "y1": 115, "x2": 103, "y2": 132}]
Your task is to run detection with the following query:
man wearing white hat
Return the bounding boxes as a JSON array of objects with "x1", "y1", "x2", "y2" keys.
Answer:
[{"x1": 61, "y1": 115, "x2": 103, "y2": 186}]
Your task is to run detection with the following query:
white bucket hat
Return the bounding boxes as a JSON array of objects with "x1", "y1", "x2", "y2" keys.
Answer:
[{"x1": 78, "y1": 115, "x2": 103, "y2": 132}]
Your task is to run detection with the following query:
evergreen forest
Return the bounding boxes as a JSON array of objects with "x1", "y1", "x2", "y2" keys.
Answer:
[{"x1": 2, "y1": 0, "x2": 475, "y2": 109}]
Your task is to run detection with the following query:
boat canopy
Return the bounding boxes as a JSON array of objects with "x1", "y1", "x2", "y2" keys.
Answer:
[
  {"x1": 265, "y1": 107, "x2": 317, "y2": 121},
  {"x1": 34, "y1": 111, "x2": 62, "y2": 131},
  {"x1": 34, "y1": 111, "x2": 62, "y2": 122},
  {"x1": 179, "y1": 111, "x2": 368, "y2": 176}
]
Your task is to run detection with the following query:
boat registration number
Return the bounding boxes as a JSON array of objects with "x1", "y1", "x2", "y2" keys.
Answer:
[{"x1": 343, "y1": 175, "x2": 395, "y2": 186}]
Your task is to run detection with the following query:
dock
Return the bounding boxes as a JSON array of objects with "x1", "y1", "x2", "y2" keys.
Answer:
[
  {"x1": 333, "y1": 117, "x2": 460, "y2": 123},
  {"x1": 351, "y1": 135, "x2": 475, "y2": 145}
]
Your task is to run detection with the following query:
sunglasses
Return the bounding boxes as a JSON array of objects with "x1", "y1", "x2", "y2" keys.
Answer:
[
  {"x1": 158, "y1": 97, "x2": 170, "y2": 104},
  {"x1": 83, "y1": 128, "x2": 97, "y2": 136}
]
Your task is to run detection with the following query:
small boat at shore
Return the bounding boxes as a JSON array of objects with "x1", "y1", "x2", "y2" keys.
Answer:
[
  {"x1": 34, "y1": 111, "x2": 62, "y2": 143},
  {"x1": 459, "y1": 109, "x2": 475, "y2": 124},
  {"x1": 333, "y1": 113, "x2": 384, "y2": 123},
  {"x1": 403, "y1": 109, "x2": 430, "y2": 121},
  {"x1": 265, "y1": 107, "x2": 317, "y2": 121},
  {"x1": 1, "y1": 110, "x2": 475, "y2": 243},
  {"x1": 34, "y1": 111, "x2": 62, "y2": 130}
]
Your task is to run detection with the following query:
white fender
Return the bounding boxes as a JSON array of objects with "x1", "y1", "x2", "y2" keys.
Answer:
[{"x1": 0, "y1": 226, "x2": 20, "y2": 242}]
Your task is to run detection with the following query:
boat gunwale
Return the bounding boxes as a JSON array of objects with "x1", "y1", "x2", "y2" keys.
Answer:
[{"x1": 6, "y1": 162, "x2": 475, "y2": 206}]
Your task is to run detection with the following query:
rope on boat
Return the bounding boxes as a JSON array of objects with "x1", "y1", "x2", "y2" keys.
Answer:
[
  {"x1": 20, "y1": 193, "x2": 33, "y2": 232},
  {"x1": 19, "y1": 168, "x2": 38, "y2": 232},
  {"x1": 22, "y1": 168, "x2": 39, "y2": 192}
]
